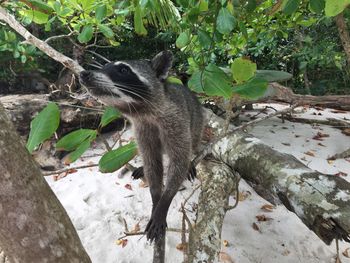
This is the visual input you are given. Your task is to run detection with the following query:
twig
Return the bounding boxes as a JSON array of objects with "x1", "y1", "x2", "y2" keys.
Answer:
[
  {"x1": 43, "y1": 163, "x2": 98, "y2": 176},
  {"x1": 86, "y1": 50, "x2": 111, "y2": 63},
  {"x1": 192, "y1": 104, "x2": 298, "y2": 167},
  {"x1": 183, "y1": 184, "x2": 201, "y2": 206},
  {"x1": 181, "y1": 204, "x2": 188, "y2": 263},
  {"x1": 225, "y1": 171, "x2": 241, "y2": 211},
  {"x1": 0, "y1": 7, "x2": 84, "y2": 74},
  {"x1": 45, "y1": 31, "x2": 76, "y2": 43},
  {"x1": 117, "y1": 228, "x2": 187, "y2": 240}
]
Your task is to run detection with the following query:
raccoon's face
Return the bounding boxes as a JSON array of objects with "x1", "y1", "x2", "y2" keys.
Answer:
[{"x1": 79, "y1": 51, "x2": 173, "y2": 106}]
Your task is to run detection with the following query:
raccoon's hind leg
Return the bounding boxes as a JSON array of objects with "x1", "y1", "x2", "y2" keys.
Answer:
[{"x1": 132, "y1": 162, "x2": 196, "y2": 181}]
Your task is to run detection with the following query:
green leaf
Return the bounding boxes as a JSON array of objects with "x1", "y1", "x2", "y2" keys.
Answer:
[
  {"x1": 233, "y1": 77, "x2": 268, "y2": 99},
  {"x1": 167, "y1": 76, "x2": 183, "y2": 85},
  {"x1": 199, "y1": 0, "x2": 208, "y2": 11},
  {"x1": 21, "y1": 55, "x2": 27, "y2": 63},
  {"x1": 231, "y1": 57, "x2": 257, "y2": 84},
  {"x1": 99, "y1": 142, "x2": 138, "y2": 173},
  {"x1": 325, "y1": 0, "x2": 350, "y2": 17},
  {"x1": 64, "y1": 139, "x2": 91, "y2": 164},
  {"x1": 100, "y1": 107, "x2": 121, "y2": 128},
  {"x1": 80, "y1": 0, "x2": 94, "y2": 11},
  {"x1": 22, "y1": 10, "x2": 49, "y2": 24},
  {"x1": 309, "y1": 0, "x2": 325, "y2": 14},
  {"x1": 176, "y1": 32, "x2": 190, "y2": 48},
  {"x1": 255, "y1": 70, "x2": 293, "y2": 82},
  {"x1": 190, "y1": 65, "x2": 233, "y2": 98},
  {"x1": 198, "y1": 30, "x2": 212, "y2": 48},
  {"x1": 98, "y1": 24, "x2": 114, "y2": 38},
  {"x1": 95, "y1": 4, "x2": 107, "y2": 21},
  {"x1": 246, "y1": 0, "x2": 257, "y2": 12},
  {"x1": 56, "y1": 129, "x2": 97, "y2": 151},
  {"x1": 78, "y1": 24, "x2": 93, "y2": 43},
  {"x1": 27, "y1": 0, "x2": 54, "y2": 12},
  {"x1": 188, "y1": 71, "x2": 204, "y2": 93},
  {"x1": 26, "y1": 102, "x2": 60, "y2": 153},
  {"x1": 216, "y1": 7, "x2": 236, "y2": 34},
  {"x1": 239, "y1": 22, "x2": 248, "y2": 40},
  {"x1": 282, "y1": 0, "x2": 300, "y2": 15},
  {"x1": 134, "y1": 4, "x2": 147, "y2": 35}
]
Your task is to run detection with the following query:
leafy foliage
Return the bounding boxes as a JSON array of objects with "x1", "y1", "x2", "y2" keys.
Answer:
[{"x1": 26, "y1": 102, "x2": 60, "y2": 153}]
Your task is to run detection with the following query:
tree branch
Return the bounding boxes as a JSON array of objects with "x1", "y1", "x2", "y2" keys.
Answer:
[{"x1": 0, "y1": 7, "x2": 84, "y2": 74}]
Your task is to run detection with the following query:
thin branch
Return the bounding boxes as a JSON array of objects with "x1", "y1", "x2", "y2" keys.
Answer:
[
  {"x1": 117, "y1": 228, "x2": 187, "y2": 240},
  {"x1": 0, "y1": 7, "x2": 84, "y2": 74},
  {"x1": 192, "y1": 104, "x2": 298, "y2": 167},
  {"x1": 43, "y1": 163, "x2": 98, "y2": 176},
  {"x1": 45, "y1": 31, "x2": 76, "y2": 43}
]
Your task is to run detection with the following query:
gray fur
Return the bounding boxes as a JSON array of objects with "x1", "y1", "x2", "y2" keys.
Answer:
[{"x1": 79, "y1": 51, "x2": 204, "y2": 241}]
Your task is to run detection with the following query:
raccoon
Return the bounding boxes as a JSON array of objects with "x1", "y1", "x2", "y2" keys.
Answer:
[{"x1": 79, "y1": 51, "x2": 204, "y2": 242}]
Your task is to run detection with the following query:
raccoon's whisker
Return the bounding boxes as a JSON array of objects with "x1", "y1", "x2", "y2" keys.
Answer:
[
  {"x1": 86, "y1": 50, "x2": 111, "y2": 63},
  {"x1": 116, "y1": 86, "x2": 161, "y2": 113},
  {"x1": 88, "y1": 63, "x2": 102, "y2": 69}
]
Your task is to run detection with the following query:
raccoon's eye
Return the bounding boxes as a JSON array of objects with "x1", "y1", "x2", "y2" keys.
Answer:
[{"x1": 120, "y1": 66, "x2": 130, "y2": 74}]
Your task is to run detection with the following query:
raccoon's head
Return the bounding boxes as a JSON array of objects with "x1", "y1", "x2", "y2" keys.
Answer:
[{"x1": 79, "y1": 51, "x2": 173, "y2": 112}]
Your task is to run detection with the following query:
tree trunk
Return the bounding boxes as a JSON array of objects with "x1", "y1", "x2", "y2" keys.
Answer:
[
  {"x1": 335, "y1": 12, "x2": 350, "y2": 69},
  {"x1": 187, "y1": 111, "x2": 350, "y2": 262},
  {"x1": 0, "y1": 104, "x2": 91, "y2": 263},
  {"x1": 188, "y1": 160, "x2": 237, "y2": 262},
  {"x1": 252, "y1": 82, "x2": 350, "y2": 110}
]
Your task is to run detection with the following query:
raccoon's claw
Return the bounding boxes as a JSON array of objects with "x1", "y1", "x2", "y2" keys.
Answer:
[
  {"x1": 187, "y1": 162, "x2": 197, "y2": 182},
  {"x1": 145, "y1": 213, "x2": 167, "y2": 242},
  {"x1": 131, "y1": 167, "x2": 144, "y2": 180}
]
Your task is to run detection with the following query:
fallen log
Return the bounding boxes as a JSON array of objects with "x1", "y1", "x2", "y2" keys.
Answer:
[
  {"x1": 251, "y1": 82, "x2": 350, "y2": 111},
  {"x1": 187, "y1": 111, "x2": 350, "y2": 262},
  {"x1": 0, "y1": 94, "x2": 106, "y2": 136}
]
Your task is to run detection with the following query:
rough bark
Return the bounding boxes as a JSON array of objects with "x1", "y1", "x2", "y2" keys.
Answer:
[
  {"x1": 208, "y1": 114, "x2": 350, "y2": 245},
  {"x1": 188, "y1": 161, "x2": 237, "y2": 262},
  {"x1": 0, "y1": 104, "x2": 91, "y2": 263},
  {"x1": 187, "y1": 111, "x2": 350, "y2": 262},
  {"x1": 335, "y1": 12, "x2": 350, "y2": 68},
  {"x1": 0, "y1": 7, "x2": 84, "y2": 75},
  {"x1": 251, "y1": 82, "x2": 350, "y2": 110}
]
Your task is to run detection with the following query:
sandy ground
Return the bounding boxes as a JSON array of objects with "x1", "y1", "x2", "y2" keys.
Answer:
[{"x1": 45, "y1": 103, "x2": 350, "y2": 263}]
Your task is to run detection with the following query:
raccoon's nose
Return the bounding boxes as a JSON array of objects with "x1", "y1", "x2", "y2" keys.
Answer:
[{"x1": 80, "y1": 71, "x2": 92, "y2": 80}]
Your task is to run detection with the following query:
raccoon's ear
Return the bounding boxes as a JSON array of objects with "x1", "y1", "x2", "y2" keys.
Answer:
[{"x1": 151, "y1": 51, "x2": 173, "y2": 81}]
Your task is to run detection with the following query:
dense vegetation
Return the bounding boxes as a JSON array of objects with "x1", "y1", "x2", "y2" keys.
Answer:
[{"x1": 1, "y1": 0, "x2": 349, "y2": 96}]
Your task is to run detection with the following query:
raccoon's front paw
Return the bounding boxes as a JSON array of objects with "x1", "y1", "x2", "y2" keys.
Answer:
[
  {"x1": 131, "y1": 166, "x2": 144, "y2": 180},
  {"x1": 145, "y1": 213, "x2": 167, "y2": 242},
  {"x1": 187, "y1": 162, "x2": 197, "y2": 182}
]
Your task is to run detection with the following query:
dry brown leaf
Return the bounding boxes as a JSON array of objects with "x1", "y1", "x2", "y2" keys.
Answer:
[
  {"x1": 130, "y1": 223, "x2": 140, "y2": 234},
  {"x1": 124, "y1": 184, "x2": 133, "y2": 191},
  {"x1": 219, "y1": 251, "x2": 235, "y2": 263},
  {"x1": 238, "y1": 191, "x2": 251, "y2": 201},
  {"x1": 335, "y1": 255, "x2": 342, "y2": 263},
  {"x1": 301, "y1": 156, "x2": 307, "y2": 161},
  {"x1": 282, "y1": 249, "x2": 290, "y2": 256},
  {"x1": 261, "y1": 204, "x2": 275, "y2": 212},
  {"x1": 318, "y1": 142, "x2": 326, "y2": 147},
  {"x1": 139, "y1": 180, "x2": 148, "y2": 188},
  {"x1": 327, "y1": 160, "x2": 334, "y2": 165},
  {"x1": 176, "y1": 242, "x2": 187, "y2": 251},
  {"x1": 331, "y1": 109, "x2": 347, "y2": 113},
  {"x1": 342, "y1": 247, "x2": 350, "y2": 258},
  {"x1": 252, "y1": 222, "x2": 260, "y2": 232},
  {"x1": 223, "y1": 240, "x2": 229, "y2": 247},
  {"x1": 282, "y1": 143, "x2": 291, "y2": 146},
  {"x1": 116, "y1": 239, "x2": 128, "y2": 247},
  {"x1": 342, "y1": 128, "x2": 350, "y2": 136},
  {"x1": 334, "y1": 172, "x2": 347, "y2": 177},
  {"x1": 304, "y1": 151, "x2": 315, "y2": 157},
  {"x1": 313, "y1": 132, "x2": 330, "y2": 141},
  {"x1": 256, "y1": 214, "x2": 273, "y2": 222}
]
